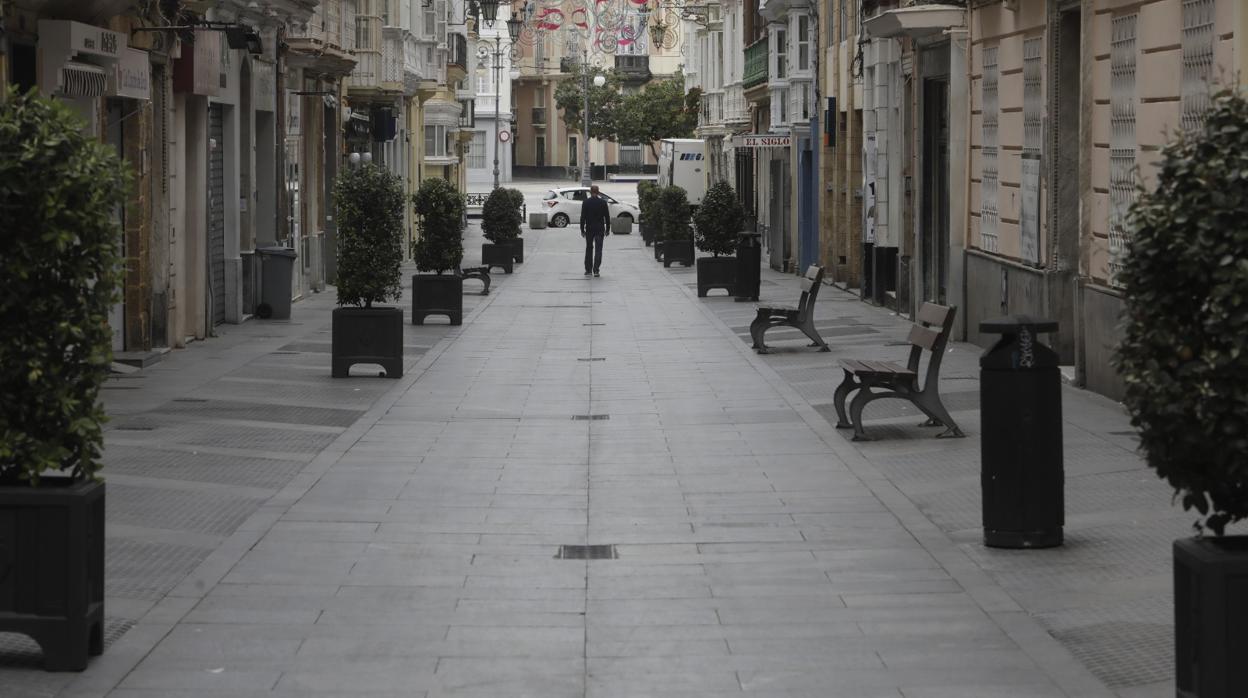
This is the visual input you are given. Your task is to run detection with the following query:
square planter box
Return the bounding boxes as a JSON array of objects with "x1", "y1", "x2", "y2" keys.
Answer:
[
  {"x1": 332, "y1": 306, "x2": 404, "y2": 378},
  {"x1": 1174, "y1": 536, "x2": 1248, "y2": 698},
  {"x1": 0, "y1": 477, "x2": 105, "y2": 671},
  {"x1": 696, "y1": 256, "x2": 737, "y2": 297},
  {"x1": 653, "y1": 240, "x2": 664, "y2": 262},
  {"x1": 640, "y1": 224, "x2": 654, "y2": 246},
  {"x1": 611, "y1": 217, "x2": 632, "y2": 234},
  {"x1": 481, "y1": 244, "x2": 514, "y2": 274},
  {"x1": 412, "y1": 273, "x2": 463, "y2": 326},
  {"x1": 506, "y1": 237, "x2": 524, "y2": 264},
  {"x1": 528, "y1": 212, "x2": 547, "y2": 229},
  {"x1": 663, "y1": 239, "x2": 695, "y2": 268}
]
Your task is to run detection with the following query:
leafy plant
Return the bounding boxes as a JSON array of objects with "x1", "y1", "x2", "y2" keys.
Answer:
[
  {"x1": 334, "y1": 164, "x2": 404, "y2": 307},
  {"x1": 412, "y1": 177, "x2": 465, "y2": 274},
  {"x1": 1115, "y1": 88, "x2": 1248, "y2": 536},
  {"x1": 555, "y1": 67, "x2": 622, "y2": 141},
  {"x1": 656, "y1": 186, "x2": 692, "y2": 242},
  {"x1": 0, "y1": 87, "x2": 128, "y2": 485},
  {"x1": 693, "y1": 181, "x2": 743, "y2": 256},
  {"x1": 481, "y1": 188, "x2": 519, "y2": 244},
  {"x1": 504, "y1": 188, "x2": 526, "y2": 235},
  {"x1": 616, "y1": 74, "x2": 700, "y2": 160}
]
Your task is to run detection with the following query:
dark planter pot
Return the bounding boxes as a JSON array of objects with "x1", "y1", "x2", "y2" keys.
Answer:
[
  {"x1": 662, "y1": 239, "x2": 695, "y2": 268},
  {"x1": 412, "y1": 273, "x2": 463, "y2": 326},
  {"x1": 0, "y1": 477, "x2": 105, "y2": 671},
  {"x1": 1174, "y1": 536, "x2": 1248, "y2": 698},
  {"x1": 481, "y1": 244, "x2": 514, "y2": 274},
  {"x1": 506, "y1": 237, "x2": 524, "y2": 264},
  {"x1": 653, "y1": 240, "x2": 664, "y2": 261},
  {"x1": 640, "y1": 223, "x2": 654, "y2": 246},
  {"x1": 332, "y1": 306, "x2": 404, "y2": 378},
  {"x1": 696, "y1": 256, "x2": 737, "y2": 297}
]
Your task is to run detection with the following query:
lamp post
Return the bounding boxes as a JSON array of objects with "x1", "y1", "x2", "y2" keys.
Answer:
[
  {"x1": 477, "y1": 0, "x2": 524, "y2": 190},
  {"x1": 581, "y1": 55, "x2": 606, "y2": 187}
]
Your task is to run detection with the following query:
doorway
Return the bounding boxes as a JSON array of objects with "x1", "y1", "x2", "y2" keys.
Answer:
[
  {"x1": 208, "y1": 104, "x2": 226, "y2": 327},
  {"x1": 922, "y1": 77, "x2": 950, "y2": 304},
  {"x1": 536, "y1": 135, "x2": 546, "y2": 169},
  {"x1": 106, "y1": 100, "x2": 126, "y2": 351}
]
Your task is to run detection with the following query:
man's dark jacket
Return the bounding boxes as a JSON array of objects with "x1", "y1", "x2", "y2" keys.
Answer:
[{"x1": 580, "y1": 196, "x2": 611, "y2": 235}]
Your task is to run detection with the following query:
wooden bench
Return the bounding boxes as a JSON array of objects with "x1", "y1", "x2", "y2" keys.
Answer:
[
  {"x1": 749, "y1": 265, "x2": 830, "y2": 354},
  {"x1": 832, "y1": 302, "x2": 965, "y2": 441},
  {"x1": 460, "y1": 266, "x2": 490, "y2": 295}
]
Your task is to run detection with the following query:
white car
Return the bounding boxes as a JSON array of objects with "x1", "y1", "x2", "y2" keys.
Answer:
[{"x1": 540, "y1": 187, "x2": 641, "y2": 228}]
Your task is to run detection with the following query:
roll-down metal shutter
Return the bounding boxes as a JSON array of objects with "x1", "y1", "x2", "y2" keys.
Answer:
[{"x1": 208, "y1": 104, "x2": 226, "y2": 326}]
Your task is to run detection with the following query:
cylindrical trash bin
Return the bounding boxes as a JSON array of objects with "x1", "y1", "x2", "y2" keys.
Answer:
[
  {"x1": 256, "y1": 246, "x2": 297, "y2": 320},
  {"x1": 733, "y1": 232, "x2": 762, "y2": 302},
  {"x1": 979, "y1": 316, "x2": 1063, "y2": 548}
]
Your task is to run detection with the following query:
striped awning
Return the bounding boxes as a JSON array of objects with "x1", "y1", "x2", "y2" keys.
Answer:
[{"x1": 61, "y1": 61, "x2": 107, "y2": 97}]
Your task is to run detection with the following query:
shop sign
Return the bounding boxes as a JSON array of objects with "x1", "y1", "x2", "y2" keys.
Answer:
[
  {"x1": 253, "y1": 60, "x2": 276, "y2": 111},
  {"x1": 111, "y1": 47, "x2": 151, "y2": 101},
  {"x1": 40, "y1": 20, "x2": 125, "y2": 60},
  {"x1": 734, "y1": 134, "x2": 791, "y2": 148}
]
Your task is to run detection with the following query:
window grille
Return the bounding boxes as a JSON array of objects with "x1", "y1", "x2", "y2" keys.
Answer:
[
  {"x1": 1108, "y1": 14, "x2": 1137, "y2": 283},
  {"x1": 1180, "y1": 0, "x2": 1215, "y2": 132},
  {"x1": 467, "y1": 132, "x2": 485, "y2": 168},
  {"x1": 980, "y1": 46, "x2": 999, "y2": 253}
]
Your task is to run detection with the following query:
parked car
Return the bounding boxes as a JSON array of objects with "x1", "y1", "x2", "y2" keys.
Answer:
[{"x1": 541, "y1": 187, "x2": 641, "y2": 228}]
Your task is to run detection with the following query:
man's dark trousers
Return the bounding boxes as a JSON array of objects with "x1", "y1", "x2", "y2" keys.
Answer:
[{"x1": 584, "y1": 231, "x2": 605, "y2": 274}]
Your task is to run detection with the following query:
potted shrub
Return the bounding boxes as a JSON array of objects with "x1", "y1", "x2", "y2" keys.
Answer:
[
  {"x1": 412, "y1": 177, "x2": 466, "y2": 325},
  {"x1": 330, "y1": 163, "x2": 405, "y2": 379},
  {"x1": 637, "y1": 180, "x2": 659, "y2": 247},
  {"x1": 480, "y1": 188, "x2": 516, "y2": 274},
  {"x1": 0, "y1": 87, "x2": 124, "y2": 671},
  {"x1": 692, "y1": 181, "x2": 743, "y2": 297},
  {"x1": 658, "y1": 185, "x2": 695, "y2": 268},
  {"x1": 1115, "y1": 88, "x2": 1248, "y2": 698},
  {"x1": 505, "y1": 188, "x2": 526, "y2": 263}
]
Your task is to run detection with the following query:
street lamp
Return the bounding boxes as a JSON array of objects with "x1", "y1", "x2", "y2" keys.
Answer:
[
  {"x1": 480, "y1": 2, "x2": 523, "y2": 189},
  {"x1": 581, "y1": 62, "x2": 606, "y2": 187}
]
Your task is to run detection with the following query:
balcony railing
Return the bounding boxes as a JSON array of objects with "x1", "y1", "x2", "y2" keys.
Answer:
[
  {"x1": 743, "y1": 37, "x2": 768, "y2": 89},
  {"x1": 614, "y1": 55, "x2": 651, "y2": 82},
  {"x1": 531, "y1": 107, "x2": 547, "y2": 126},
  {"x1": 460, "y1": 98, "x2": 475, "y2": 128},
  {"x1": 381, "y1": 28, "x2": 404, "y2": 89},
  {"x1": 348, "y1": 49, "x2": 382, "y2": 90},
  {"x1": 450, "y1": 33, "x2": 468, "y2": 72}
]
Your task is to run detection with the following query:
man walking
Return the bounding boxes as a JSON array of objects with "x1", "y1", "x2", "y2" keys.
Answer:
[{"x1": 580, "y1": 185, "x2": 611, "y2": 277}]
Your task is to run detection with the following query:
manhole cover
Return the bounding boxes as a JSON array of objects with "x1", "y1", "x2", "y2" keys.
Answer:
[{"x1": 557, "y1": 544, "x2": 617, "y2": 560}]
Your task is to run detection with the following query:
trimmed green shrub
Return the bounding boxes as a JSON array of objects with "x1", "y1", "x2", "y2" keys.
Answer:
[
  {"x1": 0, "y1": 87, "x2": 128, "y2": 485},
  {"x1": 412, "y1": 177, "x2": 465, "y2": 274},
  {"x1": 693, "y1": 181, "x2": 744, "y2": 256},
  {"x1": 481, "y1": 188, "x2": 519, "y2": 244},
  {"x1": 1115, "y1": 88, "x2": 1248, "y2": 536},
  {"x1": 657, "y1": 185, "x2": 692, "y2": 242},
  {"x1": 637, "y1": 180, "x2": 659, "y2": 231},
  {"x1": 504, "y1": 188, "x2": 526, "y2": 235},
  {"x1": 334, "y1": 163, "x2": 405, "y2": 307}
]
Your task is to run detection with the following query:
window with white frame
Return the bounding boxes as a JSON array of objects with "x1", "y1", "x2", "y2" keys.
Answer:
[
  {"x1": 435, "y1": 0, "x2": 446, "y2": 42},
  {"x1": 980, "y1": 46, "x2": 999, "y2": 253},
  {"x1": 1181, "y1": 0, "x2": 1215, "y2": 132},
  {"x1": 423, "y1": 2, "x2": 435, "y2": 38},
  {"x1": 775, "y1": 28, "x2": 787, "y2": 79},
  {"x1": 796, "y1": 15, "x2": 810, "y2": 72},
  {"x1": 1108, "y1": 14, "x2": 1138, "y2": 283},
  {"x1": 425, "y1": 124, "x2": 447, "y2": 157},
  {"x1": 468, "y1": 131, "x2": 486, "y2": 168}
]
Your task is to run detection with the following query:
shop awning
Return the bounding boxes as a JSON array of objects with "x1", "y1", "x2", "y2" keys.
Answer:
[{"x1": 61, "y1": 61, "x2": 108, "y2": 97}]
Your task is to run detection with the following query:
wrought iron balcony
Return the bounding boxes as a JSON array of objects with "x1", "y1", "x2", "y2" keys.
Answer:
[
  {"x1": 531, "y1": 107, "x2": 547, "y2": 126},
  {"x1": 449, "y1": 33, "x2": 468, "y2": 72},
  {"x1": 743, "y1": 37, "x2": 769, "y2": 90},
  {"x1": 614, "y1": 55, "x2": 651, "y2": 82}
]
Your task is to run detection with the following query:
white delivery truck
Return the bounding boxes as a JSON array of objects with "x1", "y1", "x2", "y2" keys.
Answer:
[{"x1": 657, "y1": 138, "x2": 709, "y2": 205}]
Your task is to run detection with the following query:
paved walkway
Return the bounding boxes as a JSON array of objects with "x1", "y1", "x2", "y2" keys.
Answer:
[{"x1": 1, "y1": 222, "x2": 1175, "y2": 697}]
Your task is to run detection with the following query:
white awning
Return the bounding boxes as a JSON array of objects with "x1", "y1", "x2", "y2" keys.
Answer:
[
  {"x1": 863, "y1": 4, "x2": 966, "y2": 40},
  {"x1": 61, "y1": 61, "x2": 107, "y2": 97}
]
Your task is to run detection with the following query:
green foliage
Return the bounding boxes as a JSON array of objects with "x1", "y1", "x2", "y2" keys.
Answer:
[
  {"x1": 1115, "y1": 88, "x2": 1248, "y2": 536},
  {"x1": 334, "y1": 164, "x2": 404, "y2": 307},
  {"x1": 554, "y1": 68, "x2": 622, "y2": 141},
  {"x1": 504, "y1": 188, "x2": 526, "y2": 235},
  {"x1": 617, "y1": 74, "x2": 700, "y2": 159},
  {"x1": 481, "y1": 188, "x2": 520, "y2": 244},
  {"x1": 693, "y1": 181, "x2": 743, "y2": 256},
  {"x1": 637, "y1": 180, "x2": 659, "y2": 230},
  {"x1": 0, "y1": 87, "x2": 128, "y2": 485},
  {"x1": 412, "y1": 177, "x2": 465, "y2": 274},
  {"x1": 656, "y1": 186, "x2": 692, "y2": 242}
]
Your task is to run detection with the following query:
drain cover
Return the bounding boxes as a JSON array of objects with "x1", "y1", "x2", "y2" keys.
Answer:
[
  {"x1": 572, "y1": 414, "x2": 609, "y2": 421},
  {"x1": 173, "y1": 398, "x2": 209, "y2": 403},
  {"x1": 577, "y1": 357, "x2": 606, "y2": 362},
  {"x1": 557, "y1": 544, "x2": 617, "y2": 560},
  {"x1": 583, "y1": 323, "x2": 606, "y2": 326}
]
